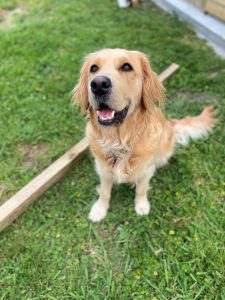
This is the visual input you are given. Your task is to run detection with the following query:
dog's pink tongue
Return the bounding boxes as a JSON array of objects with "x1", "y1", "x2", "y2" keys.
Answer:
[{"x1": 97, "y1": 109, "x2": 114, "y2": 120}]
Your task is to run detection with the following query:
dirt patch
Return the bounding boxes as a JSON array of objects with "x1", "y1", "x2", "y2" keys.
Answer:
[
  {"x1": 208, "y1": 69, "x2": 225, "y2": 78},
  {"x1": 18, "y1": 143, "x2": 49, "y2": 167},
  {"x1": 177, "y1": 92, "x2": 216, "y2": 102},
  {"x1": 208, "y1": 72, "x2": 219, "y2": 79},
  {"x1": 0, "y1": 7, "x2": 25, "y2": 29}
]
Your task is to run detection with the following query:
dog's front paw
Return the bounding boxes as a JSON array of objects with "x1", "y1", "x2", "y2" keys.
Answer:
[
  {"x1": 135, "y1": 198, "x2": 151, "y2": 216},
  {"x1": 88, "y1": 200, "x2": 108, "y2": 223}
]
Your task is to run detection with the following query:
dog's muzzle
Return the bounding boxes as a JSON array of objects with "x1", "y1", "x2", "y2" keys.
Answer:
[{"x1": 90, "y1": 75, "x2": 128, "y2": 126}]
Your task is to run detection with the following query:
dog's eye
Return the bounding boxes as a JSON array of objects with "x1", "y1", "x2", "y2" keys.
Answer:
[
  {"x1": 90, "y1": 65, "x2": 98, "y2": 73},
  {"x1": 121, "y1": 63, "x2": 133, "y2": 72}
]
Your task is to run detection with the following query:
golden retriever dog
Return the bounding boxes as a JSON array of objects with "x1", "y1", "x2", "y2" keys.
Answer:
[{"x1": 73, "y1": 48, "x2": 214, "y2": 222}]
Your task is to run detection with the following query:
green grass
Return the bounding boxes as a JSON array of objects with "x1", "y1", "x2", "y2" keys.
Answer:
[{"x1": 0, "y1": 0, "x2": 225, "y2": 299}]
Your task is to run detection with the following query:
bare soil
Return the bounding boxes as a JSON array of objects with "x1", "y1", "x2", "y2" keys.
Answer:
[
  {"x1": 18, "y1": 143, "x2": 49, "y2": 167},
  {"x1": 0, "y1": 7, "x2": 25, "y2": 29}
]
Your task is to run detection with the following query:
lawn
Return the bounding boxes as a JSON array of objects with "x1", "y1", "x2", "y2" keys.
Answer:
[{"x1": 0, "y1": 0, "x2": 225, "y2": 299}]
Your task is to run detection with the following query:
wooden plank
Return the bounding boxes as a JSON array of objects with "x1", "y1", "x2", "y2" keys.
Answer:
[
  {"x1": 212, "y1": 0, "x2": 225, "y2": 7},
  {"x1": 0, "y1": 138, "x2": 89, "y2": 231},
  {"x1": 186, "y1": 0, "x2": 206, "y2": 10},
  {"x1": 0, "y1": 63, "x2": 180, "y2": 231},
  {"x1": 158, "y1": 63, "x2": 180, "y2": 83},
  {"x1": 205, "y1": 0, "x2": 225, "y2": 22}
]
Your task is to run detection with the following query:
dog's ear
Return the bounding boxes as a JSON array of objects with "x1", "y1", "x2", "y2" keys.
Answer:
[
  {"x1": 72, "y1": 55, "x2": 91, "y2": 112},
  {"x1": 140, "y1": 52, "x2": 165, "y2": 111}
]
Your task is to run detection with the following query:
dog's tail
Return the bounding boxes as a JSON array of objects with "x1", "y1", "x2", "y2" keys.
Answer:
[{"x1": 170, "y1": 106, "x2": 215, "y2": 146}]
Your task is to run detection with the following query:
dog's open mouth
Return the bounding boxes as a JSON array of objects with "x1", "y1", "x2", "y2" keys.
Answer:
[{"x1": 96, "y1": 103, "x2": 129, "y2": 126}]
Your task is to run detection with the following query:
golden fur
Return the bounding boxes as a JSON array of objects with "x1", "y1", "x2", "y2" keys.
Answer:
[{"x1": 73, "y1": 49, "x2": 215, "y2": 222}]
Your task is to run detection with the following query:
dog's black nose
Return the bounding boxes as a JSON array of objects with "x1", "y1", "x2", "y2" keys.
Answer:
[{"x1": 90, "y1": 76, "x2": 112, "y2": 96}]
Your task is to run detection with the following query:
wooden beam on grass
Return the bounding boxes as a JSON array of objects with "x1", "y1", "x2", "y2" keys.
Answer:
[
  {"x1": 158, "y1": 63, "x2": 180, "y2": 83},
  {"x1": 0, "y1": 63, "x2": 179, "y2": 231},
  {"x1": 0, "y1": 137, "x2": 88, "y2": 231}
]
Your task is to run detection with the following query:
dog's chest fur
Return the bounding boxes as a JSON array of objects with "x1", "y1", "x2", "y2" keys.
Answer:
[
  {"x1": 96, "y1": 138, "x2": 138, "y2": 183},
  {"x1": 97, "y1": 138, "x2": 129, "y2": 159}
]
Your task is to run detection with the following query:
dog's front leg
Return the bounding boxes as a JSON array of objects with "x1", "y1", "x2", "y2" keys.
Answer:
[
  {"x1": 88, "y1": 176, "x2": 113, "y2": 222},
  {"x1": 135, "y1": 166, "x2": 155, "y2": 216}
]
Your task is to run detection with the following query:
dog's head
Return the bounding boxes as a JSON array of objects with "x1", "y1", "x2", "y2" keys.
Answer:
[{"x1": 73, "y1": 49, "x2": 164, "y2": 126}]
